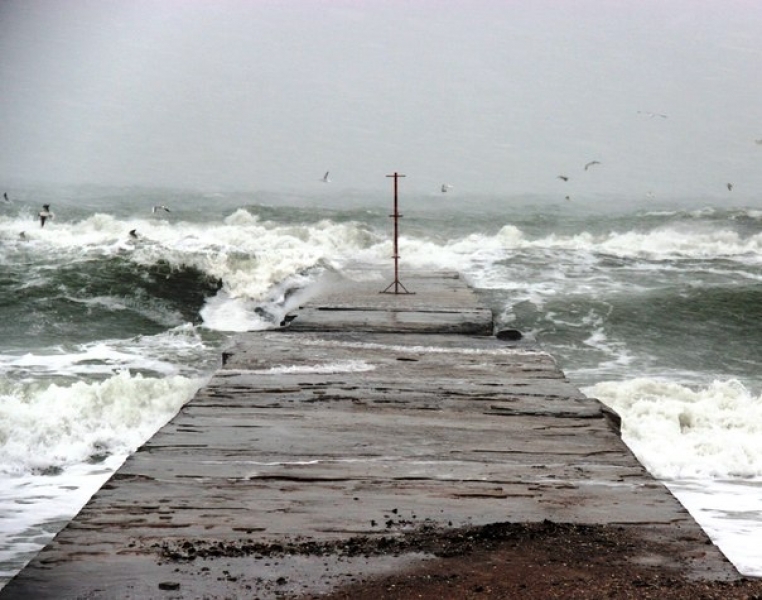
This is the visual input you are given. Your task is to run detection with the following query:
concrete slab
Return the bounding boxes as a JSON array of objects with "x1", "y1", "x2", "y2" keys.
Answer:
[{"x1": 286, "y1": 269, "x2": 493, "y2": 334}]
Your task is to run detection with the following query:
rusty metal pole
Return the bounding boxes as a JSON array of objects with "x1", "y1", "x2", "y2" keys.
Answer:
[{"x1": 381, "y1": 172, "x2": 412, "y2": 294}]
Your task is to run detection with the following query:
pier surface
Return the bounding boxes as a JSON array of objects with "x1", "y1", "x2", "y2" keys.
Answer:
[{"x1": 1, "y1": 269, "x2": 750, "y2": 599}]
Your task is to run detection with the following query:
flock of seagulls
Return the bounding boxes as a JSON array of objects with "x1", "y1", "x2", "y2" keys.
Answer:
[
  {"x1": 313, "y1": 110, "x2": 752, "y2": 201},
  {"x1": 548, "y1": 106, "x2": 756, "y2": 200},
  {"x1": 555, "y1": 157, "x2": 737, "y2": 200},
  {"x1": 316, "y1": 137, "x2": 745, "y2": 200}
]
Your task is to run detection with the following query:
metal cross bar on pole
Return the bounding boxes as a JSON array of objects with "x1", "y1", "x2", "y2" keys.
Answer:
[{"x1": 381, "y1": 172, "x2": 413, "y2": 294}]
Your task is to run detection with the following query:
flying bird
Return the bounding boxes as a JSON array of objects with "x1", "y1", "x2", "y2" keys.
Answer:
[
  {"x1": 441, "y1": 183, "x2": 453, "y2": 192},
  {"x1": 584, "y1": 161, "x2": 601, "y2": 171},
  {"x1": 638, "y1": 111, "x2": 668, "y2": 119},
  {"x1": 321, "y1": 171, "x2": 331, "y2": 183},
  {"x1": 3, "y1": 192, "x2": 9, "y2": 202},
  {"x1": 39, "y1": 204, "x2": 52, "y2": 227},
  {"x1": 727, "y1": 183, "x2": 733, "y2": 191},
  {"x1": 557, "y1": 175, "x2": 569, "y2": 182},
  {"x1": 152, "y1": 205, "x2": 171, "y2": 213},
  {"x1": 129, "y1": 229, "x2": 139, "y2": 239}
]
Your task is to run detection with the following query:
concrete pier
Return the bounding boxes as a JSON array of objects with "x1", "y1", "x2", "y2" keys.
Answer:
[{"x1": 0, "y1": 268, "x2": 743, "y2": 599}]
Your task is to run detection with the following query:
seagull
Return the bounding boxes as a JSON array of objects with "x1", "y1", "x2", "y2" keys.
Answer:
[
  {"x1": 129, "y1": 229, "x2": 139, "y2": 239},
  {"x1": 152, "y1": 205, "x2": 171, "y2": 213},
  {"x1": 638, "y1": 111, "x2": 668, "y2": 119},
  {"x1": 565, "y1": 195, "x2": 571, "y2": 202},
  {"x1": 557, "y1": 175, "x2": 569, "y2": 182},
  {"x1": 320, "y1": 171, "x2": 331, "y2": 183},
  {"x1": 584, "y1": 161, "x2": 601, "y2": 171},
  {"x1": 3, "y1": 192, "x2": 9, "y2": 202},
  {"x1": 441, "y1": 183, "x2": 453, "y2": 192},
  {"x1": 727, "y1": 183, "x2": 733, "y2": 191},
  {"x1": 39, "y1": 204, "x2": 52, "y2": 227}
]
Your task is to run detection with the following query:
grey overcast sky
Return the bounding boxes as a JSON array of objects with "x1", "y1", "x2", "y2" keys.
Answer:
[{"x1": 2, "y1": 0, "x2": 762, "y2": 197}]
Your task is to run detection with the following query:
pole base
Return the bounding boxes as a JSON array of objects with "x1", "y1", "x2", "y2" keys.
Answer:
[{"x1": 380, "y1": 279, "x2": 414, "y2": 295}]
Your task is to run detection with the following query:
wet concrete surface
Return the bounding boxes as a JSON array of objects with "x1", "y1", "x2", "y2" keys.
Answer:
[{"x1": 0, "y1": 270, "x2": 743, "y2": 599}]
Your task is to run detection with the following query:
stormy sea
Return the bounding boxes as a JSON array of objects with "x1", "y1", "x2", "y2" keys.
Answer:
[{"x1": 1, "y1": 184, "x2": 761, "y2": 587}]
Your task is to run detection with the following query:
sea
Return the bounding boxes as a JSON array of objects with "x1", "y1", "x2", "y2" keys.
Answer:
[{"x1": 1, "y1": 184, "x2": 761, "y2": 588}]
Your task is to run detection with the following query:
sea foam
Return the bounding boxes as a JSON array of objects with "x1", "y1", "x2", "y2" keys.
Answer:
[
  {"x1": 586, "y1": 378, "x2": 762, "y2": 479},
  {"x1": 0, "y1": 370, "x2": 203, "y2": 475}
]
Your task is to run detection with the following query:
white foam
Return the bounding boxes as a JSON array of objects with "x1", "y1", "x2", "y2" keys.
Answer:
[
  {"x1": 594, "y1": 228, "x2": 762, "y2": 260},
  {"x1": 642, "y1": 207, "x2": 762, "y2": 221},
  {"x1": 583, "y1": 378, "x2": 762, "y2": 577},
  {"x1": 0, "y1": 370, "x2": 204, "y2": 475},
  {"x1": 461, "y1": 223, "x2": 759, "y2": 264},
  {"x1": 2, "y1": 210, "x2": 386, "y2": 302},
  {"x1": 585, "y1": 378, "x2": 762, "y2": 479},
  {"x1": 0, "y1": 366, "x2": 204, "y2": 584},
  {"x1": 199, "y1": 290, "x2": 276, "y2": 332},
  {"x1": 5, "y1": 212, "x2": 761, "y2": 340},
  {"x1": 5, "y1": 207, "x2": 762, "y2": 266}
]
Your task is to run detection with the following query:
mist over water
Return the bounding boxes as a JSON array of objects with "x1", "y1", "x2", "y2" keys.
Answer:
[{"x1": 3, "y1": 1, "x2": 762, "y2": 197}]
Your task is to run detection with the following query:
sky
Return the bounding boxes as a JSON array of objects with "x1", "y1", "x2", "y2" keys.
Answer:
[{"x1": 2, "y1": 0, "x2": 762, "y2": 198}]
